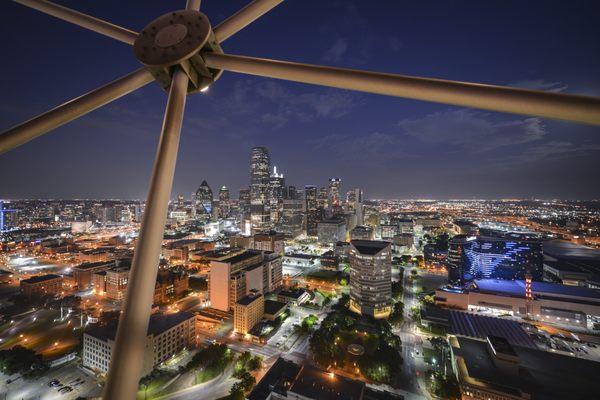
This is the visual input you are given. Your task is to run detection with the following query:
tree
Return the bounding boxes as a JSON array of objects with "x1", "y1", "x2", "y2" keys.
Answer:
[
  {"x1": 239, "y1": 371, "x2": 256, "y2": 391},
  {"x1": 0, "y1": 346, "x2": 47, "y2": 377},
  {"x1": 247, "y1": 355, "x2": 262, "y2": 372},
  {"x1": 389, "y1": 302, "x2": 404, "y2": 326},
  {"x1": 229, "y1": 382, "x2": 245, "y2": 400}
]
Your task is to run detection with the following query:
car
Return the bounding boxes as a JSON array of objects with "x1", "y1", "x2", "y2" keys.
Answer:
[
  {"x1": 48, "y1": 379, "x2": 60, "y2": 387},
  {"x1": 58, "y1": 386, "x2": 73, "y2": 393}
]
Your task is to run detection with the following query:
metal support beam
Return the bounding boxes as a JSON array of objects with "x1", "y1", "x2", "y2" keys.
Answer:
[
  {"x1": 102, "y1": 70, "x2": 189, "y2": 400},
  {"x1": 203, "y1": 52, "x2": 600, "y2": 125},
  {"x1": 213, "y1": 0, "x2": 283, "y2": 43},
  {"x1": 186, "y1": 0, "x2": 201, "y2": 11},
  {"x1": 14, "y1": 0, "x2": 138, "y2": 45},
  {"x1": 0, "y1": 68, "x2": 154, "y2": 154}
]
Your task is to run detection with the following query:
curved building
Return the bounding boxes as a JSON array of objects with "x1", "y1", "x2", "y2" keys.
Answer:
[
  {"x1": 447, "y1": 235, "x2": 542, "y2": 284},
  {"x1": 349, "y1": 240, "x2": 392, "y2": 319}
]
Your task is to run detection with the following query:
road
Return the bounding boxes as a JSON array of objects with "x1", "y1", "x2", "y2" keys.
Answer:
[{"x1": 394, "y1": 267, "x2": 429, "y2": 398}]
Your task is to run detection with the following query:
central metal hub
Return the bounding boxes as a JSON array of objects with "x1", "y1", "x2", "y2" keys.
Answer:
[
  {"x1": 134, "y1": 10, "x2": 223, "y2": 93},
  {"x1": 155, "y1": 24, "x2": 188, "y2": 48}
]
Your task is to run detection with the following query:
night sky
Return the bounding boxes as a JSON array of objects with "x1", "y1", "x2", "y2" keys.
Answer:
[{"x1": 1, "y1": 0, "x2": 599, "y2": 200}]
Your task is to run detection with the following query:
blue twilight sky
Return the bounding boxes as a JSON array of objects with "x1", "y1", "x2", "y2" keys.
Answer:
[{"x1": 1, "y1": 0, "x2": 599, "y2": 200}]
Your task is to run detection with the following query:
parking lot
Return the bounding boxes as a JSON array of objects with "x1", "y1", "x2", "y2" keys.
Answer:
[{"x1": 1, "y1": 360, "x2": 102, "y2": 400}]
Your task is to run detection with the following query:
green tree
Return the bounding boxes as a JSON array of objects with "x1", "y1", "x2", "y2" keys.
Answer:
[
  {"x1": 0, "y1": 346, "x2": 47, "y2": 377},
  {"x1": 247, "y1": 355, "x2": 262, "y2": 372}
]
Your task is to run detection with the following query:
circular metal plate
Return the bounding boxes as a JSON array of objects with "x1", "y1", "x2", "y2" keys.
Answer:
[
  {"x1": 155, "y1": 24, "x2": 188, "y2": 48},
  {"x1": 134, "y1": 10, "x2": 211, "y2": 68}
]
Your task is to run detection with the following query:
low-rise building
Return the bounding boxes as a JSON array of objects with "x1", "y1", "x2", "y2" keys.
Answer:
[
  {"x1": 20, "y1": 274, "x2": 63, "y2": 297},
  {"x1": 450, "y1": 334, "x2": 600, "y2": 400},
  {"x1": 253, "y1": 231, "x2": 285, "y2": 255},
  {"x1": 248, "y1": 358, "x2": 402, "y2": 400},
  {"x1": 154, "y1": 270, "x2": 189, "y2": 304},
  {"x1": 436, "y1": 279, "x2": 600, "y2": 329},
  {"x1": 83, "y1": 311, "x2": 196, "y2": 376},
  {"x1": 277, "y1": 288, "x2": 310, "y2": 305},
  {"x1": 264, "y1": 299, "x2": 287, "y2": 321},
  {"x1": 72, "y1": 261, "x2": 112, "y2": 289},
  {"x1": 105, "y1": 267, "x2": 130, "y2": 301},
  {"x1": 234, "y1": 290, "x2": 264, "y2": 335}
]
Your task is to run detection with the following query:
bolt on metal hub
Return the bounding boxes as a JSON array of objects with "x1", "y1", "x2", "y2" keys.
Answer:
[{"x1": 134, "y1": 10, "x2": 223, "y2": 93}]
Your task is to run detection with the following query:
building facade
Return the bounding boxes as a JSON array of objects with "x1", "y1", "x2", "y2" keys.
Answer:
[
  {"x1": 349, "y1": 240, "x2": 393, "y2": 319},
  {"x1": 447, "y1": 235, "x2": 543, "y2": 284},
  {"x1": 83, "y1": 312, "x2": 196, "y2": 376},
  {"x1": 317, "y1": 218, "x2": 347, "y2": 244},
  {"x1": 234, "y1": 290, "x2": 265, "y2": 335},
  {"x1": 20, "y1": 274, "x2": 63, "y2": 297}
]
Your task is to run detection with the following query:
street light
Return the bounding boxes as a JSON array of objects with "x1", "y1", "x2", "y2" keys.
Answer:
[{"x1": 3, "y1": 0, "x2": 600, "y2": 399}]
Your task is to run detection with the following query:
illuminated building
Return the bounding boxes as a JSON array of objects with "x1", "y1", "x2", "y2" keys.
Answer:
[
  {"x1": 280, "y1": 197, "x2": 304, "y2": 237},
  {"x1": 73, "y1": 261, "x2": 113, "y2": 289},
  {"x1": 349, "y1": 240, "x2": 392, "y2": 319},
  {"x1": 194, "y1": 180, "x2": 213, "y2": 221},
  {"x1": 105, "y1": 267, "x2": 129, "y2": 301},
  {"x1": 447, "y1": 235, "x2": 543, "y2": 284},
  {"x1": 327, "y1": 177, "x2": 342, "y2": 210},
  {"x1": 250, "y1": 147, "x2": 271, "y2": 232},
  {"x1": 20, "y1": 274, "x2": 63, "y2": 298},
  {"x1": 83, "y1": 312, "x2": 195, "y2": 377},
  {"x1": 234, "y1": 290, "x2": 264, "y2": 335},
  {"x1": 449, "y1": 334, "x2": 600, "y2": 400},
  {"x1": 209, "y1": 250, "x2": 282, "y2": 312},
  {"x1": 350, "y1": 225, "x2": 373, "y2": 240},
  {"x1": 436, "y1": 279, "x2": 600, "y2": 328},
  {"x1": 253, "y1": 230, "x2": 285, "y2": 255},
  {"x1": 317, "y1": 218, "x2": 346, "y2": 244},
  {"x1": 218, "y1": 185, "x2": 230, "y2": 218},
  {"x1": 346, "y1": 188, "x2": 364, "y2": 225},
  {"x1": 304, "y1": 185, "x2": 319, "y2": 236},
  {"x1": 248, "y1": 357, "x2": 401, "y2": 400}
]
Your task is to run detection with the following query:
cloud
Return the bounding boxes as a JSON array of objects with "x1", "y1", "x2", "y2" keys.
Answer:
[
  {"x1": 322, "y1": 38, "x2": 349, "y2": 62},
  {"x1": 213, "y1": 79, "x2": 361, "y2": 129},
  {"x1": 310, "y1": 132, "x2": 413, "y2": 165},
  {"x1": 398, "y1": 109, "x2": 546, "y2": 152},
  {"x1": 508, "y1": 79, "x2": 568, "y2": 93},
  {"x1": 505, "y1": 140, "x2": 600, "y2": 164}
]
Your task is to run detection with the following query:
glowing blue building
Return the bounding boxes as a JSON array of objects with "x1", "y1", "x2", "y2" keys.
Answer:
[{"x1": 447, "y1": 235, "x2": 543, "y2": 284}]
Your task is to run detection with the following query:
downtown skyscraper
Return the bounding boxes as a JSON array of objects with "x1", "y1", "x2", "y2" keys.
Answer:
[{"x1": 250, "y1": 147, "x2": 271, "y2": 233}]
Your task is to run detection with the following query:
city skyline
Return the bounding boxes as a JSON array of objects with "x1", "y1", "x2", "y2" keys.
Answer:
[
  {"x1": 1, "y1": 2, "x2": 600, "y2": 400},
  {"x1": 1, "y1": 1, "x2": 600, "y2": 200}
]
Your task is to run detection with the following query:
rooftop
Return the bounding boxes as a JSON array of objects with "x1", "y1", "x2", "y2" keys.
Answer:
[
  {"x1": 289, "y1": 364, "x2": 365, "y2": 400},
  {"x1": 220, "y1": 250, "x2": 262, "y2": 264},
  {"x1": 350, "y1": 240, "x2": 391, "y2": 255},
  {"x1": 21, "y1": 274, "x2": 62, "y2": 284},
  {"x1": 73, "y1": 261, "x2": 113, "y2": 270},
  {"x1": 86, "y1": 311, "x2": 194, "y2": 341},
  {"x1": 453, "y1": 335, "x2": 600, "y2": 400},
  {"x1": 237, "y1": 292, "x2": 263, "y2": 306},
  {"x1": 264, "y1": 299, "x2": 287, "y2": 316},
  {"x1": 448, "y1": 310, "x2": 536, "y2": 348},
  {"x1": 248, "y1": 357, "x2": 301, "y2": 400},
  {"x1": 278, "y1": 288, "x2": 308, "y2": 300}
]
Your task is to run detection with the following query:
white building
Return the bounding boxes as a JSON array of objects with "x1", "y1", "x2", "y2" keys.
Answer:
[{"x1": 82, "y1": 312, "x2": 196, "y2": 376}]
